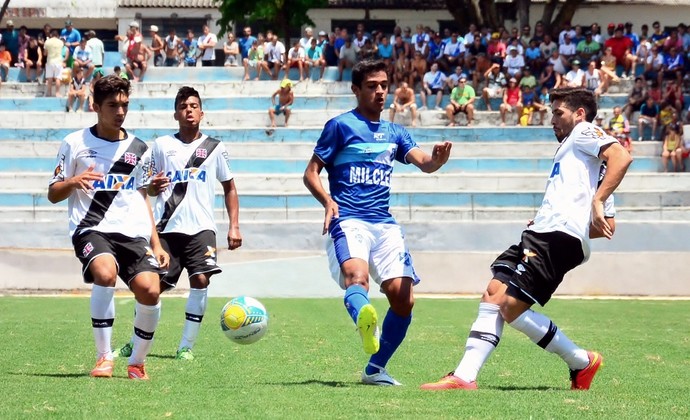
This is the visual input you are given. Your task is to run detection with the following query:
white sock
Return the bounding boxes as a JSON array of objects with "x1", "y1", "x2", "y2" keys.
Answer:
[
  {"x1": 509, "y1": 309, "x2": 589, "y2": 370},
  {"x1": 128, "y1": 301, "x2": 161, "y2": 365},
  {"x1": 178, "y1": 288, "x2": 208, "y2": 351},
  {"x1": 455, "y1": 303, "x2": 504, "y2": 383},
  {"x1": 90, "y1": 284, "x2": 115, "y2": 360}
]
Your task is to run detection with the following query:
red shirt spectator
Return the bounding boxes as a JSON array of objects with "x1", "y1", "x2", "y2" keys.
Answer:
[{"x1": 604, "y1": 30, "x2": 633, "y2": 65}]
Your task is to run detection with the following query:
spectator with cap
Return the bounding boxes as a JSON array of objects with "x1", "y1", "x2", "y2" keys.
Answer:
[
  {"x1": 564, "y1": 59, "x2": 585, "y2": 87},
  {"x1": 538, "y1": 61, "x2": 562, "y2": 90},
  {"x1": 445, "y1": 74, "x2": 475, "y2": 126},
  {"x1": 576, "y1": 31, "x2": 601, "y2": 63},
  {"x1": 558, "y1": 33, "x2": 576, "y2": 63},
  {"x1": 623, "y1": 22, "x2": 640, "y2": 52},
  {"x1": 487, "y1": 32, "x2": 506, "y2": 64},
  {"x1": 499, "y1": 77, "x2": 522, "y2": 126},
  {"x1": 503, "y1": 45, "x2": 525, "y2": 79},
  {"x1": 86, "y1": 30, "x2": 104, "y2": 71},
  {"x1": 604, "y1": 24, "x2": 634, "y2": 77},
  {"x1": 2, "y1": 20, "x2": 18, "y2": 66},
  {"x1": 604, "y1": 22, "x2": 616, "y2": 42},
  {"x1": 60, "y1": 20, "x2": 81, "y2": 68},
  {"x1": 149, "y1": 25, "x2": 164, "y2": 67},
  {"x1": 268, "y1": 78, "x2": 294, "y2": 127},
  {"x1": 481, "y1": 62, "x2": 506, "y2": 111}
]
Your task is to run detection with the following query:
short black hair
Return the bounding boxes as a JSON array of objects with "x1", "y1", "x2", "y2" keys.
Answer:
[
  {"x1": 93, "y1": 74, "x2": 131, "y2": 107},
  {"x1": 351, "y1": 59, "x2": 388, "y2": 88},
  {"x1": 549, "y1": 87, "x2": 597, "y2": 122},
  {"x1": 174, "y1": 86, "x2": 202, "y2": 110}
]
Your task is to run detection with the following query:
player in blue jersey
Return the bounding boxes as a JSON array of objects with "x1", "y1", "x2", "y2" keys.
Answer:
[{"x1": 303, "y1": 59, "x2": 452, "y2": 386}]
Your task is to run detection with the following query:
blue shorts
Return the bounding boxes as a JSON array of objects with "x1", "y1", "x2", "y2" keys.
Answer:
[{"x1": 274, "y1": 104, "x2": 290, "y2": 115}]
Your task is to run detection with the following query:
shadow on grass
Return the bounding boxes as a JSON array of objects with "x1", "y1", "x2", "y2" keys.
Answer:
[
  {"x1": 8, "y1": 371, "x2": 87, "y2": 379},
  {"x1": 488, "y1": 385, "x2": 560, "y2": 391},
  {"x1": 262, "y1": 379, "x2": 352, "y2": 388},
  {"x1": 147, "y1": 353, "x2": 176, "y2": 360}
]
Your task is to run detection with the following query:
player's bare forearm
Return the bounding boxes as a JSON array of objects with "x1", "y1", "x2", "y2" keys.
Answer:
[
  {"x1": 407, "y1": 142, "x2": 452, "y2": 173},
  {"x1": 595, "y1": 142, "x2": 633, "y2": 203},
  {"x1": 589, "y1": 217, "x2": 616, "y2": 239},
  {"x1": 48, "y1": 165, "x2": 104, "y2": 203},
  {"x1": 223, "y1": 179, "x2": 242, "y2": 250},
  {"x1": 48, "y1": 180, "x2": 76, "y2": 203},
  {"x1": 303, "y1": 155, "x2": 338, "y2": 234}
]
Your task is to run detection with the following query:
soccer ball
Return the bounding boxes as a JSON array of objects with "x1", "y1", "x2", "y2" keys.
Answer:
[{"x1": 220, "y1": 296, "x2": 268, "y2": 344}]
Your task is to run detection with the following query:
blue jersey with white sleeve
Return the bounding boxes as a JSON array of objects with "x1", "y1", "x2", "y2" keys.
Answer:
[{"x1": 313, "y1": 109, "x2": 419, "y2": 224}]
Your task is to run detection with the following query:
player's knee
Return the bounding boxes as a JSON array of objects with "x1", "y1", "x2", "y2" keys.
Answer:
[
  {"x1": 190, "y1": 273, "x2": 210, "y2": 289},
  {"x1": 133, "y1": 282, "x2": 160, "y2": 305},
  {"x1": 343, "y1": 273, "x2": 369, "y2": 289}
]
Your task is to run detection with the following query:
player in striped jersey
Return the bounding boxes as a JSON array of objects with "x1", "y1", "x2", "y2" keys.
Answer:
[
  {"x1": 421, "y1": 87, "x2": 632, "y2": 391},
  {"x1": 113, "y1": 86, "x2": 242, "y2": 361},
  {"x1": 303, "y1": 59, "x2": 452, "y2": 386},
  {"x1": 48, "y1": 75, "x2": 169, "y2": 380}
]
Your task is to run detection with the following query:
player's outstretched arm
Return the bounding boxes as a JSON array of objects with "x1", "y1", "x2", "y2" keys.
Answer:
[
  {"x1": 48, "y1": 164, "x2": 104, "y2": 203},
  {"x1": 303, "y1": 154, "x2": 338, "y2": 235},
  {"x1": 592, "y1": 142, "x2": 632, "y2": 239},
  {"x1": 222, "y1": 179, "x2": 242, "y2": 250},
  {"x1": 407, "y1": 141, "x2": 452, "y2": 173}
]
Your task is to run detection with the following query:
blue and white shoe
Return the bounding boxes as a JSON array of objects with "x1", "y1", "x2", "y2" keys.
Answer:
[{"x1": 361, "y1": 363, "x2": 402, "y2": 386}]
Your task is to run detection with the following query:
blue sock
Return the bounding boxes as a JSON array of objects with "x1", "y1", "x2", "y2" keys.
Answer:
[
  {"x1": 366, "y1": 309, "x2": 412, "y2": 375},
  {"x1": 344, "y1": 284, "x2": 369, "y2": 323}
]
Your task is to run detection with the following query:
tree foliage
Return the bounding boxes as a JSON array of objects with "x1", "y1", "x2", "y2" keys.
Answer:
[{"x1": 215, "y1": 0, "x2": 327, "y2": 43}]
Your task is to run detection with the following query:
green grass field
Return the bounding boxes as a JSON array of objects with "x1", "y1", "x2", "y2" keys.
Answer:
[{"x1": 0, "y1": 296, "x2": 688, "y2": 419}]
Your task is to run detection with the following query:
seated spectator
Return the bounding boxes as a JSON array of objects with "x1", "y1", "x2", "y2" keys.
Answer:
[
  {"x1": 72, "y1": 38, "x2": 94, "y2": 80},
  {"x1": 338, "y1": 37, "x2": 358, "y2": 82},
  {"x1": 564, "y1": 59, "x2": 585, "y2": 87},
  {"x1": 547, "y1": 49, "x2": 567, "y2": 75},
  {"x1": 389, "y1": 81, "x2": 419, "y2": 127},
  {"x1": 87, "y1": 67, "x2": 104, "y2": 111},
  {"x1": 23, "y1": 37, "x2": 43, "y2": 83},
  {"x1": 499, "y1": 77, "x2": 523, "y2": 126},
  {"x1": 223, "y1": 33, "x2": 241, "y2": 67},
  {"x1": 657, "y1": 46, "x2": 684, "y2": 88},
  {"x1": 420, "y1": 62, "x2": 447, "y2": 110},
  {"x1": 539, "y1": 34, "x2": 558, "y2": 62},
  {"x1": 266, "y1": 35, "x2": 287, "y2": 80},
  {"x1": 606, "y1": 106, "x2": 633, "y2": 152},
  {"x1": 359, "y1": 38, "x2": 378, "y2": 61},
  {"x1": 631, "y1": 35, "x2": 652, "y2": 77},
  {"x1": 584, "y1": 59, "x2": 606, "y2": 100},
  {"x1": 322, "y1": 32, "x2": 339, "y2": 67},
  {"x1": 0, "y1": 43, "x2": 11, "y2": 82},
  {"x1": 503, "y1": 46, "x2": 525, "y2": 79},
  {"x1": 377, "y1": 35, "x2": 393, "y2": 76},
  {"x1": 538, "y1": 61, "x2": 562, "y2": 90},
  {"x1": 659, "y1": 102, "x2": 676, "y2": 133},
  {"x1": 576, "y1": 31, "x2": 601, "y2": 63},
  {"x1": 519, "y1": 96, "x2": 535, "y2": 126},
  {"x1": 66, "y1": 66, "x2": 88, "y2": 112},
  {"x1": 518, "y1": 65, "x2": 537, "y2": 89},
  {"x1": 243, "y1": 39, "x2": 268, "y2": 80},
  {"x1": 638, "y1": 96, "x2": 660, "y2": 141},
  {"x1": 661, "y1": 111, "x2": 683, "y2": 171},
  {"x1": 438, "y1": 31, "x2": 464, "y2": 73},
  {"x1": 286, "y1": 39, "x2": 306, "y2": 81},
  {"x1": 487, "y1": 32, "x2": 506, "y2": 65},
  {"x1": 305, "y1": 38, "x2": 326, "y2": 81},
  {"x1": 446, "y1": 65, "x2": 468, "y2": 91},
  {"x1": 623, "y1": 77, "x2": 647, "y2": 121},
  {"x1": 558, "y1": 34, "x2": 577, "y2": 63},
  {"x1": 604, "y1": 25, "x2": 634, "y2": 77},
  {"x1": 392, "y1": 35, "x2": 411, "y2": 87},
  {"x1": 445, "y1": 74, "x2": 475, "y2": 126},
  {"x1": 643, "y1": 45, "x2": 664, "y2": 82},
  {"x1": 268, "y1": 79, "x2": 294, "y2": 127},
  {"x1": 532, "y1": 85, "x2": 549, "y2": 125},
  {"x1": 663, "y1": 79, "x2": 684, "y2": 114},
  {"x1": 482, "y1": 63, "x2": 506, "y2": 111},
  {"x1": 524, "y1": 39, "x2": 543, "y2": 73}
]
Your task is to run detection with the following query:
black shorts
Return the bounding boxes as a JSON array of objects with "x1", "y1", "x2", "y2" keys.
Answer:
[
  {"x1": 490, "y1": 230, "x2": 584, "y2": 306},
  {"x1": 429, "y1": 87, "x2": 443, "y2": 95},
  {"x1": 72, "y1": 231, "x2": 165, "y2": 286},
  {"x1": 159, "y1": 230, "x2": 222, "y2": 289}
]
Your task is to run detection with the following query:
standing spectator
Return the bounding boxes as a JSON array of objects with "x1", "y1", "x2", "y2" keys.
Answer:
[
  {"x1": 604, "y1": 25, "x2": 634, "y2": 77},
  {"x1": 197, "y1": 25, "x2": 217, "y2": 67},
  {"x1": 482, "y1": 63, "x2": 506, "y2": 111},
  {"x1": 389, "y1": 81, "x2": 419, "y2": 127},
  {"x1": 623, "y1": 77, "x2": 647, "y2": 121},
  {"x1": 23, "y1": 37, "x2": 43, "y2": 83},
  {"x1": 499, "y1": 77, "x2": 522, "y2": 126},
  {"x1": 661, "y1": 111, "x2": 683, "y2": 171},
  {"x1": 239, "y1": 26, "x2": 257, "y2": 60},
  {"x1": 306, "y1": 38, "x2": 326, "y2": 81},
  {"x1": 268, "y1": 78, "x2": 294, "y2": 127},
  {"x1": 223, "y1": 32, "x2": 240, "y2": 67},
  {"x1": 87, "y1": 68, "x2": 104, "y2": 111},
  {"x1": 338, "y1": 37, "x2": 358, "y2": 82},
  {"x1": 164, "y1": 28, "x2": 183, "y2": 67},
  {"x1": 2, "y1": 20, "x2": 18, "y2": 66},
  {"x1": 43, "y1": 29, "x2": 64, "y2": 97},
  {"x1": 182, "y1": 29, "x2": 200, "y2": 67},
  {"x1": 638, "y1": 96, "x2": 660, "y2": 141},
  {"x1": 72, "y1": 38, "x2": 95, "y2": 80},
  {"x1": 16, "y1": 26, "x2": 30, "y2": 66},
  {"x1": 286, "y1": 39, "x2": 306, "y2": 81},
  {"x1": 60, "y1": 20, "x2": 81, "y2": 68},
  {"x1": 420, "y1": 62, "x2": 447, "y2": 110},
  {"x1": 149, "y1": 25, "x2": 164, "y2": 67},
  {"x1": 86, "y1": 31, "x2": 104, "y2": 72},
  {"x1": 65, "y1": 66, "x2": 88, "y2": 112},
  {"x1": 445, "y1": 75, "x2": 475, "y2": 126}
]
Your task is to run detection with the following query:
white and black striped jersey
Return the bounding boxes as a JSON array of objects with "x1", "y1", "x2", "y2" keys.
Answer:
[
  {"x1": 146, "y1": 134, "x2": 233, "y2": 235},
  {"x1": 530, "y1": 121, "x2": 617, "y2": 261},
  {"x1": 49, "y1": 126, "x2": 152, "y2": 239}
]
